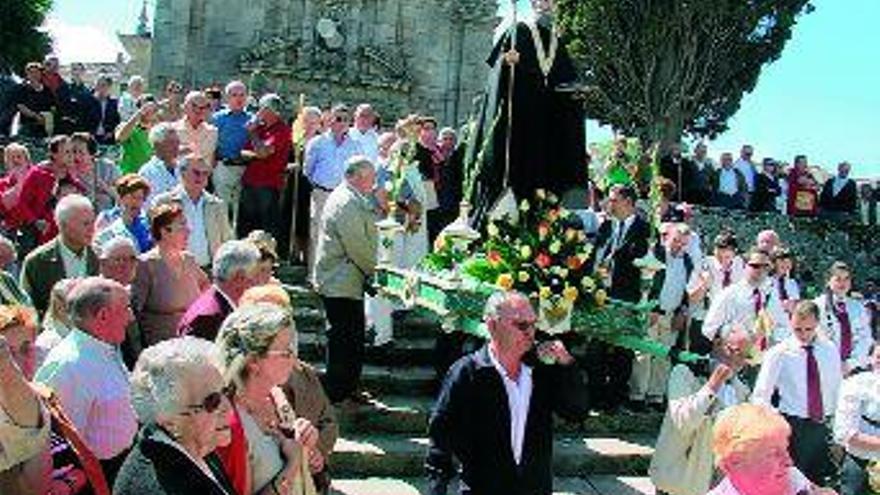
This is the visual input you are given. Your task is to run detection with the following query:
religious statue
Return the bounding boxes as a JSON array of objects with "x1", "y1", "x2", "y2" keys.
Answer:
[{"x1": 466, "y1": 0, "x2": 587, "y2": 225}]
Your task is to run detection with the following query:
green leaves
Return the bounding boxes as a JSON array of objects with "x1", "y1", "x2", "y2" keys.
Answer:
[
  {"x1": 0, "y1": 0, "x2": 54, "y2": 75},
  {"x1": 556, "y1": 0, "x2": 814, "y2": 146}
]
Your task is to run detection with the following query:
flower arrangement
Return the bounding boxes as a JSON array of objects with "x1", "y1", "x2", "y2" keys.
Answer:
[{"x1": 426, "y1": 190, "x2": 605, "y2": 330}]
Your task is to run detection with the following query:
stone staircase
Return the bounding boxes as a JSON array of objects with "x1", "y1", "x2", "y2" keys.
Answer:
[{"x1": 279, "y1": 265, "x2": 660, "y2": 495}]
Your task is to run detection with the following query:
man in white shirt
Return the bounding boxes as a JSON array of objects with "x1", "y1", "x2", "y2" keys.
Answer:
[
  {"x1": 174, "y1": 91, "x2": 218, "y2": 166},
  {"x1": 703, "y1": 248, "x2": 790, "y2": 350},
  {"x1": 139, "y1": 122, "x2": 181, "y2": 206},
  {"x1": 752, "y1": 300, "x2": 843, "y2": 484},
  {"x1": 733, "y1": 144, "x2": 757, "y2": 192},
  {"x1": 152, "y1": 156, "x2": 233, "y2": 268},
  {"x1": 426, "y1": 291, "x2": 589, "y2": 495},
  {"x1": 632, "y1": 223, "x2": 698, "y2": 409},
  {"x1": 34, "y1": 277, "x2": 138, "y2": 484},
  {"x1": 348, "y1": 103, "x2": 379, "y2": 162}
]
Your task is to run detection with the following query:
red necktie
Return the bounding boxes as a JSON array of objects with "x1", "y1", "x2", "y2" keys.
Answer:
[
  {"x1": 804, "y1": 345, "x2": 824, "y2": 422},
  {"x1": 722, "y1": 269, "x2": 732, "y2": 288},
  {"x1": 835, "y1": 300, "x2": 853, "y2": 361},
  {"x1": 752, "y1": 288, "x2": 763, "y2": 313}
]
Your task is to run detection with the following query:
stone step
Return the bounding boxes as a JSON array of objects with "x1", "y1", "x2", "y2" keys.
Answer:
[
  {"x1": 337, "y1": 394, "x2": 663, "y2": 436},
  {"x1": 292, "y1": 304, "x2": 444, "y2": 341},
  {"x1": 331, "y1": 434, "x2": 653, "y2": 478},
  {"x1": 299, "y1": 333, "x2": 437, "y2": 368},
  {"x1": 329, "y1": 476, "x2": 655, "y2": 494},
  {"x1": 313, "y1": 364, "x2": 438, "y2": 396}
]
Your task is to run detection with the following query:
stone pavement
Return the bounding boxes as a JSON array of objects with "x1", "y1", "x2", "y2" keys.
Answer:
[{"x1": 280, "y1": 265, "x2": 659, "y2": 495}]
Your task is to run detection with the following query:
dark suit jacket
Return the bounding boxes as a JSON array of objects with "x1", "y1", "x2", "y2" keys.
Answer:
[
  {"x1": 591, "y1": 215, "x2": 651, "y2": 303},
  {"x1": 176, "y1": 285, "x2": 234, "y2": 341},
  {"x1": 819, "y1": 177, "x2": 857, "y2": 213},
  {"x1": 113, "y1": 424, "x2": 235, "y2": 495},
  {"x1": 87, "y1": 96, "x2": 120, "y2": 144},
  {"x1": 426, "y1": 346, "x2": 590, "y2": 495},
  {"x1": 750, "y1": 173, "x2": 782, "y2": 212},
  {"x1": 19, "y1": 237, "x2": 99, "y2": 315}
]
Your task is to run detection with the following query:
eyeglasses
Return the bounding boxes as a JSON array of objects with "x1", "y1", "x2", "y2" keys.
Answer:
[
  {"x1": 265, "y1": 345, "x2": 297, "y2": 359},
  {"x1": 747, "y1": 262, "x2": 769, "y2": 269},
  {"x1": 505, "y1": 318, "x2": 536, "y2": 333},
  {"x1": 334, "y1": 115, "x2": 351, "y2": 123},
  {"x1": 180, "y1": 387, "x2": 230, "y2": 415}
]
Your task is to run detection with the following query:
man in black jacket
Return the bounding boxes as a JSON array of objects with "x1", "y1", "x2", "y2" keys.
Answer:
[
  {"x1": 750, "y1": 158, "x2": 782, "y2": 212},
  {"x1": 426, "y1": 291, "x2": 590, "y2": 495},
  {"x1": 819, "y1": 161, "x2": 858, "y2": 220},
  {"x1": 585, "y1": 184, "x2": 650, "y2": 410}
]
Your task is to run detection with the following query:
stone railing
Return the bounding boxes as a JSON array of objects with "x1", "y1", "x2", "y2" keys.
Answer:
[{"x1": 692, "y1": 206, "x2": 880, "y2": 296}]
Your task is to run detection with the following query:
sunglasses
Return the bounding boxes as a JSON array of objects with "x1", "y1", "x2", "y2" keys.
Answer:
[
  {"x1": 180, "y1": 387, "x2": 230, "y2": 415},
  {"x1": 505, "y1": 318, "x2": 536, "y2": 333},
  {"x1": 334, "y1": 115, "x2": 350, "y2": 123},
  {"x1": 747, "y1": 262, "x2": 769, "y2": 269}
]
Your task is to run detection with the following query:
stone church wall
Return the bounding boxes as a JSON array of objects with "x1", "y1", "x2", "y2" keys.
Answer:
[{"x1": 151, "y1": 0, "x2": 498, "y2": 126}]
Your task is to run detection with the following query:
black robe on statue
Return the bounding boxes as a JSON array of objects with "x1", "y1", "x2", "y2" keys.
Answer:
[{"x1": 467, "y1": 19, "x2": 587, "y2": 226}]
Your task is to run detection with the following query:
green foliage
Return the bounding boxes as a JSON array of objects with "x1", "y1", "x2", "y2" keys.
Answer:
[
  {"x1": 556, "y1": 0, "x2": 814, "y2": 146},
  {"x1": 0, "y1": 0, "x2": 54, "y2": 75}
]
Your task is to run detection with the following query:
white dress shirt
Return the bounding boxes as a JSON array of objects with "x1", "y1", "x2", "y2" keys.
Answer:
[
  {"x1": 702, "y1": 278, "x2": 790, "y2": 343},
  {"x1": 59, "y1": 241, "x2": 89, "y2": 278},
  {"x1": 717, "y1": 168, "x2": 740, "y2": 196},
  {"x1": 814, "y1": 294, "x2": 873, "y2": 371},
  {"x1": 34, "y1": 328, "x2": 138, "y2": 459},
  {"x1": 752, "y1": 336, "x2": 843, "y2": 420},
  {"x1": 181, "y1": 192, "x2": 210, "y2": 266},
  {"x1": 832, "y1": 176, "x2": 851, "y2": 196},
  {"x1": 658, "y1": 254, "x2": 691, "y2": 313},
  {"x1": 706, "y1": 467, "x2": 810, "y2": 495},
  {"x1": 348, "y1": 127, "x2": 379, "y2": 162},
  {"x1": 488, "y1": 348, "x2": 533, "y2": 466},
  {"x1": 773, "y1": 275, "x2": 801, "y2": 305},
  {"x1": 834, "y1": 370, "x2": 880, "y2": 460},
  {"x1": 140, "y1": 157, "x2": 181, "y2": 207},
  {"x1": 733, "y1": 158, "x2": 756, "y2": 191}
]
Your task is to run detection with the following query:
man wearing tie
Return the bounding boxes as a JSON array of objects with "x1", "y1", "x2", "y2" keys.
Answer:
[
  {"x1": 585, "y1": 184, "x2": 650, "y2": 411},
  {"x1": 752, "y1": 300, "x2": 843, "y2": 484},
  {"x1": 814, "y1": 262, "x2": 873, "y2": 376}
]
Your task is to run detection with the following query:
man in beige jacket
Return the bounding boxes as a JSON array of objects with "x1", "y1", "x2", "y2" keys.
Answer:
[
  {"x1": 313, "y1": 156, "x2": 378, "y2": 404},
  {"x1": 152, "y1": 155, "x2": 233, "y2": 269},
  {"x1": 649, "y1": 328, "x2": 752, "y2": 495}
]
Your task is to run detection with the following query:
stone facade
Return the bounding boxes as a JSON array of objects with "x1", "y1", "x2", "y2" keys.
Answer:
[{"x1": 150, "y1": 0, "x2": 498, "y2": 125}]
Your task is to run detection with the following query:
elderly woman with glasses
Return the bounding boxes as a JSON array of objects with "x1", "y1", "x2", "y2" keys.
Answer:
[
  {"x1": 0, "y1": 304, "x2": 111, "y2": 495},
  {"x1": 708, "y1": 403, "x2": 835, "y2": 495},
  {"x1": 114, "y1": 337, "x2": 235, "y2": 495},
  {"x1": 216, "y1": 303, "x2": 320, "y2": 495},
  {"x1": 131, "y1": 203, "x2": 209, "y2": 346}
]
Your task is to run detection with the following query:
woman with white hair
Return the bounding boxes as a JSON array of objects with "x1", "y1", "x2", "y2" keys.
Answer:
[
  {"x1": 215, "y1": 303, "x2": 318, "y2": 495},
  {"x1": 113, "y1": 337, "x2": 236, "y2": 495}
]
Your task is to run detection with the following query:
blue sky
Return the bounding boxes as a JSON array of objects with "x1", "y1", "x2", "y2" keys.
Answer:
[{"x1": 49, "y1": 0, "x2": 879, "y2": 178}]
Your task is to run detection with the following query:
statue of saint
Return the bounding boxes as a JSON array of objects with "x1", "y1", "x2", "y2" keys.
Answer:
[{"x1": 466, "y1": 0, "x2": 587, "y2": 224}]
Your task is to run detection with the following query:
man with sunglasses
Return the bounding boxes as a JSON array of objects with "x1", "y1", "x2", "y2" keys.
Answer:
[
  {"x1": 35, "y1": 277, "x2": 138, "y2": 485},
  {"x1": 426, "y1": 291, "x2": 590, "y2": 495},
  {"x1": 703, "y1": 248, "x2": 791, "y2": 351},
  {"x1": 304, "y1": 104, "x2": 363, "y2": 281}
]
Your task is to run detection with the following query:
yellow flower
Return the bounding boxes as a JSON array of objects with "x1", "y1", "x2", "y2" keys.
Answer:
[
  {"x1": 535, "y1": 189, "x2": 546, "y2": 200},
  {"x1": 496, "y1": 273, "x2": 515, "y2": 291},
  {"x1": 539, "y1": 286, "x2": 552, "y2": 300},
  {"x1": 433, "y1": 235, "x2": 448, "y2": 252},
  {"x1": 565, "y1": 228, "x2": 577, "y2": 241},
  {"x1": 581, "y1": 276, "x2": 596, "y2": 291},
  {"x1": 549, "y1": 240, "x2": 562, "y2": 254},
  {"x1": 519, "y1": 245, "x2": 532, "y2": 260},
  {"x1": 517, "y1": 271, "x2": 530, "y2": 283},
  {"x1": 519, "y1": 199, "x2": 530, "y2": 212},
  {"x1": 595, "y1": 289, "x2": 608, "y2": 307},
  {"x1": 563, "y1": 286, "x2": 579, "y2": 303},
  {"x1": 487, "y1": 222, "x2": 500, "y2": 238}
]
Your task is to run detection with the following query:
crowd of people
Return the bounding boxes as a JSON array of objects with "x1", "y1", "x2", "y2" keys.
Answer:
[
  {"x1": 599, "y1": 138, "x2": 880, "y2": 224},
  {"x1": 0, "y1": 53, "x2": 877, "y2": 495}
]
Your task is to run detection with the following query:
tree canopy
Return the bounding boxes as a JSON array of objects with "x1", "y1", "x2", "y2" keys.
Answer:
[
  {"x1": 555, "y1": 0, "x2": 814, "y2": 148},
  {"x1": 0, "y1": 0, "x2": 54, "y2": 75}
]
